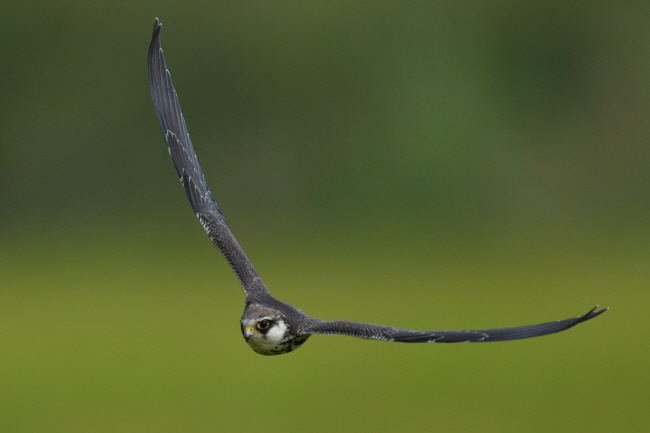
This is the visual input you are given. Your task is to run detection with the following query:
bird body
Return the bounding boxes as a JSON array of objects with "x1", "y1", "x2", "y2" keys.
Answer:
[{"x1": 148, "y1": 18, "x2": 606, "y2": 356}]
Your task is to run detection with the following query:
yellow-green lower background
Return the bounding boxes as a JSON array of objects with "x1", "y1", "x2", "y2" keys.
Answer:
[
  {"x1": 1, "y1": 2, "x2": 648, "y2": 432},
  {"x1": 2, "y1": 224, "x2": 645, "y2": 432}
]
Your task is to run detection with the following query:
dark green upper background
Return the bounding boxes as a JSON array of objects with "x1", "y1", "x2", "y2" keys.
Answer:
[
  {"x1": 1, "y1": 2, "x2": 647, "y2": 433},
  {"x1": 3, "y1": 2, "x2": 648, "y2": 235}
]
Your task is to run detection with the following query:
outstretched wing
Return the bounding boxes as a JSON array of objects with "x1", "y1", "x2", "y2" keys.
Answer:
[
  {"x1": 148, "y1": 18, "x2": 269, "y2": 299},
  {"x1": 302, "y1": 306, "x2": 607, "y2": 343}
]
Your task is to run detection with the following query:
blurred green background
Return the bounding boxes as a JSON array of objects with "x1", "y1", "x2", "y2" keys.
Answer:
[{"x1": 1, "y1": 2, "x2": 648, "y2": 432}]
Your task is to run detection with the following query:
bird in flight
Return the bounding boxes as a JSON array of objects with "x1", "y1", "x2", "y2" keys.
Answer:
[{"x1": 148, "y1": 18, "x2": 606, "y2": 356}]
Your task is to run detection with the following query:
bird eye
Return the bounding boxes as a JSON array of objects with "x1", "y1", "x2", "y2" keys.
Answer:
[{"x1": 257, "y1": 320, "x2": 270, "y2": 330}]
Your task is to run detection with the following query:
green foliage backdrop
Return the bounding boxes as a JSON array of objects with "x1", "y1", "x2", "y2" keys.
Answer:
[{"x1": 1, "y1": 2, "x2": 648, "y2": 432}]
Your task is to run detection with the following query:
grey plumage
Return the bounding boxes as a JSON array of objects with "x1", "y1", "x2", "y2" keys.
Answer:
[{"x1": 148, "y1": 18, "x2": 607, "y2": 356}]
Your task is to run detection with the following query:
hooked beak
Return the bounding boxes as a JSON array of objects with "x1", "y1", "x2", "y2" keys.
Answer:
[{"x1": 243, "y1": 327, "x2": 256, "y2": 341}]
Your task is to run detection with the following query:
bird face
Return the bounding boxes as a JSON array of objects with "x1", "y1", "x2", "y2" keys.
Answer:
[
  {"x1": 240, "y1": 307, "x2": 311, "y2": 356},
  {"x1": 241, "y1": 316, "x2": 286, "y2": 355}
]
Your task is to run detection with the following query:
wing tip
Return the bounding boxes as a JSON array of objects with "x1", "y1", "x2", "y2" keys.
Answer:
[
  {"x1": 148, "y1": 18, "x2": 163, "y2": 62},
  {"x1": 153, "y1": 18, "x2": 162, "y2": 37},
  {"x1": 581, "y1": 305, "x2": 608, "y2": 322}
]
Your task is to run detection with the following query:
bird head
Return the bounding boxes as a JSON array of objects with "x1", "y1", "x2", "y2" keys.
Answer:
[{"x1": 240, "y1": 305, "x2": 310, "y2": 356}]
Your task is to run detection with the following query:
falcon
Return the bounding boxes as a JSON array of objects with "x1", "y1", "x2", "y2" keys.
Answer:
[{"x1": 147, "y1": 18, "x2": 606, "y2": 356}]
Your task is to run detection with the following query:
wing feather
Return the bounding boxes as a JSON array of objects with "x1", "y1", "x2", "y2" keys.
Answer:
[
  {"x1": 303, "y1": 306, "x2": 607, "y2": 343},
  {"x1": 148, "y1": 19, "x2": 269, "y2": 298}
]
